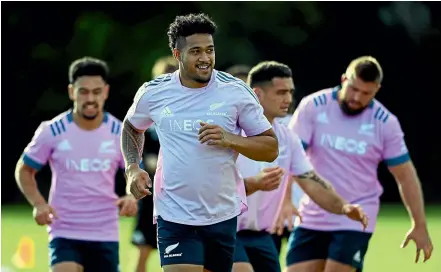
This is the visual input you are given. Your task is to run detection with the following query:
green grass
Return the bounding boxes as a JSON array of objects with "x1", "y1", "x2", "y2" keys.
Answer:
[{"x1": 2, "y1": 204, "x2": 440, "y2": 272}]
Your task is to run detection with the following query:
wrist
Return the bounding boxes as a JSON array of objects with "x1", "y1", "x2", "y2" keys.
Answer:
[
  {"x1": 125, "y1": 163, "x2": 140, "y2": 174},
  {"x1": 340, "y1": 203, "x2": 350, "y2": 215},
  {"x1": 412, "y1": 219, "x2": 428, "y2": 229},
  {"x1": 30, "y1": 194, "x2": 46, "y2": 208}
]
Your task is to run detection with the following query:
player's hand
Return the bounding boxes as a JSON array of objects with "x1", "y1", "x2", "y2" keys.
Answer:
[
  {"x1": 116, "y1": 195, "x2": 138, "y2": 217},
  {"x1": 198, "y1": 122, "x2": 233, "y2": 148},
  {"x1": 33, "y1": 203, "x2": 58, "y2": 226},
  {"x1": 401, "y1": 225, "x2": 433, "y2": 263},
  {"x1": 254, "y1": 167, "x2": 284, "y2": 191},
  {"x1": 342, "y1": 204, "x2": 368, "y2": 230},
  {"x1": 126, "y1": 164, "x2": 152, "y2": 200},
  {"x1": 271, "y1": 200, "x2": 302, "y2": 236}
]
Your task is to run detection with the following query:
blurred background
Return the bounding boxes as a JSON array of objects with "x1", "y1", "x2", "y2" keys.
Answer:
[{"x1": 2, "y1": 1, "x2": 440, "y2": 271}]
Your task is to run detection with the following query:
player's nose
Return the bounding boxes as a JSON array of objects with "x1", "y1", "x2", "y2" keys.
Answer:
[{"x1": 198, "y1": 53, "x2": 210, "y2": 63}]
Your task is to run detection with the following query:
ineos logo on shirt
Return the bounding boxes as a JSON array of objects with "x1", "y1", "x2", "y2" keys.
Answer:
[
  {"x1": 65, "y1": 158, "x2": 112, "y2": 172},
  {"x1": 320, "y1": 134, "x2": 367, "y2": 155},
  {"x1": 164, "y1": 119, "x2": 215, "y2": 132}
]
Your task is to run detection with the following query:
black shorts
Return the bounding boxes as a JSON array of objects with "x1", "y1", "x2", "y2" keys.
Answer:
[
  {"x1": 49, "y1": 237, "x2": 119, "y2": 271},
  {"x1": 271, "y1": 227, "x2": 291, "y2": 254},
  {"x1": 157, "y1": 216, "x2": 237, "y2": 272},
  {"x1": 131, "y1": 196, "x2": 157, "y2": 249},
  {"x1": 286, "y1": 227, "x2": 372, "y2": 271},
  {"x1": 234, "y1": 230, "x2": 281, "y2": 272}
]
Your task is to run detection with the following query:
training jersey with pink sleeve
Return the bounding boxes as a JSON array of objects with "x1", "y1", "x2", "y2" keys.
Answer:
[
  {"x1": 22, "y1": 111, "x2": 125, "y2": 242},
  {"x1": 289, "y1": 86, "x2": 410, "y2": 233},
  {"x1": 125, "y1": 70, "x2": 272, "y2": 226},
  {"x1": 236, "y1": 121, "x2": 313, "y2": 232}
]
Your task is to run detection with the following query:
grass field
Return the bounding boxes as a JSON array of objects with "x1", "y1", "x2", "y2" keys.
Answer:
[{"x1": 1, "y1": 204, "x2": 440, "y2": 272}]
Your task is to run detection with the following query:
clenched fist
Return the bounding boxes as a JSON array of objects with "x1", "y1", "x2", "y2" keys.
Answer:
[{"x1": 126, "y1": 164, "x2": 152, "y2": 200}]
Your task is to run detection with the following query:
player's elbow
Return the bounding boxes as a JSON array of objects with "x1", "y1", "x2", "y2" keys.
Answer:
[{"x1": 262, "y1": 138, "x2": 279, "y2": 162}]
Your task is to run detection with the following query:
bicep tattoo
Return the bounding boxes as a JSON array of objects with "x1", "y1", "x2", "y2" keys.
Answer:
[
  {"x1": 121, "y1": 120, "x2": 145, "y2": 166},
  {"x1": 297, "y1": 171, "x2": 332, "y2": 190}
]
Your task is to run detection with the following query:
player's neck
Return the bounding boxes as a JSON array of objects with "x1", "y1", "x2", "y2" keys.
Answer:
[
  {"x1": 264, "y1": 113, "x2": 275, "y2": 124},
  {"x1": 72, "y1": 111, "x2": 104, "y2": 131},
  {"x1": 179, "y1": 72, "x2": 209, "y2": 89}
]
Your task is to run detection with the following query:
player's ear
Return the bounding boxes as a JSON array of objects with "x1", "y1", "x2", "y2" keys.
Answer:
[
  {"x1": 254, "y1": 87, "x2": 263, "y2": 100},
  {"x1": 341, "y1": 74, "x2": 347, "y2": 84},
  {"x1": 173, "y1": 49, "x2": 181, "y2": 62},
  {"x1": 68, "y1": 84, "x2": 75, "y2": 101},
  {"x1": 103, "y1": 84, "x2": 110, "y2": 100}
]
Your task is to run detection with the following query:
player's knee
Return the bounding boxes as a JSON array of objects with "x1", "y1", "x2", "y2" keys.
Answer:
[
  {"x1": 285, "y1": 260, "x2": 325, "y2": 272},
  {"x1": 163, "y1": 264, "x2": 204, "y2": 272},
  {"x1": 51, "y1": 262, "x2": 83, "y2": 272},
  {"x1": 324, "y1": 259, "x2": 356, "y2": 272},
  {"x1": 232, "y1": 262, "x2": 254, "y2": 272}
]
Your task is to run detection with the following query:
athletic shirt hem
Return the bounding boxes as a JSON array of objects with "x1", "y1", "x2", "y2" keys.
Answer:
[{"x1": 156, "y1": 208, "x2": 241, "y2": 226}]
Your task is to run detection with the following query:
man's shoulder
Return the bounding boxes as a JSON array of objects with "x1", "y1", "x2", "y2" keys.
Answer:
[
  {"x1": 301, "y1": 87, "x2": 336, "y2": 109},
  {"x1": 214, "y1": 70, "x2": 259, "y2": 102},
  {"x1": 369, "y1": 99, "x2": 398, "y2": 125},
  {"x1": 38, "y1": 111, "x2": 74, "y2": 138},
  {"x1": 101, "y1": 112, "x2": 123, "y2": 136},
  {"x1": 140, "y1": 73, "x2": 176, "y2": 95}
]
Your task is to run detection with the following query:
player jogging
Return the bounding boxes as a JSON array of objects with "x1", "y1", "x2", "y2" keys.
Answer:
[
  {"x1": 15, "y1": 57, "x2": 138, "y2": 272},
  {"x1": 286, "y1": 56, "x2": 434, "y2": 272},
  {"x1": 233, "y1": 61, "x2": 368, "y2": 272},
  {"x1": 131, "y1": 55, "x2": 178, "y2": 272},
  {"x1": 121, "y1": 13, "x2": 279, "y2": 272}
]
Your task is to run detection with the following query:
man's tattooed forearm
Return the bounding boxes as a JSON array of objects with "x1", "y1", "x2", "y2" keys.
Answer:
[
  {"x1": 297, "y1": 171, "x2": 332, "y2": 190},
  {"x1": 121, "y1": 120, "x2": 145, "y2": 166}
]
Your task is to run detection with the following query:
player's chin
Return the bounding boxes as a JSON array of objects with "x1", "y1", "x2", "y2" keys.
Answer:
[{"x1": 194, "y1": 74, "x2": 212, "y2": 83}]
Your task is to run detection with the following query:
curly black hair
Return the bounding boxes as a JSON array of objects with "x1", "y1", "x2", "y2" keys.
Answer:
[
  {"x1": 69, "y1": 56, "x2": 109, "y2": 84},
  {"x1": 167, "y1": 13, "x2": 217, "y2": 51}
]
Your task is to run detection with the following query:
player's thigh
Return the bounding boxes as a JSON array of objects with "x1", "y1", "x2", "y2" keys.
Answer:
[
  {"x1": 48, "y1": 238, "x2": 84, "y2": 270},
  {"x1": 326, "y1": 230, "x2": 372, "y2": 272},
  {"x1": 157, "y1": 216, "x2": 204, "y2": 268},
  {"x1": 82, "y1": 241, "x2": 119, "y2": 272},
  {"x1": 51, "y1": 262, "x2": 83, "y2": 272},
  {"x1": 285, "y1": 227, "x2": 331, "y2": 270},
  {"x1": 243, "y1": 232, "x2": 281, "y2": 272},
  {"x1": 201, "y1": 216, "x2": 238, "y2": 272},
  {"x1": 233, "y1": 232, "x2": 253, "y2": 272}
]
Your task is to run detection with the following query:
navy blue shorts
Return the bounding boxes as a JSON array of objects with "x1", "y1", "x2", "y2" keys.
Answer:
[
  {"x1": 286, "y1": 227, "x2": 372, "y2": 272},
  {"x1": 234, "y1": 230, "x2": 281, "y2": 272},
  {"x1": 49, "y1": 237, "x2": 119, "y2": 271},
  {"x1": 157, "y1": 216, "x2": 237, "y2": 272}
]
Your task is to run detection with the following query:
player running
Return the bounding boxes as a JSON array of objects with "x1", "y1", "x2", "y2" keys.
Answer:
[
  {"x1": 15, "y1": 57, "x2": 138, "y2": 272},
  {"x1": 131, "y1": 55, "x2": 178, "y2": 272},
  {"x1": 286, "y1": 56, "x2": 434, "y2": 272},
  {"x1": 121, "y1": 13, "x2": 279, "y2": 272},
  {"x1": 233, "y1": 61, "x2": 368, "y2": 272}
]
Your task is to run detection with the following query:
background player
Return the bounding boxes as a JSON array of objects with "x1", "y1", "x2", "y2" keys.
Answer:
[
  {"x1": 226, "y1": 64, "x2": 251, "y2": 82},
  {"x1": 131, "y1": 55, "x2": 178, "y2": 272},
  {"x1": 121, "y1": 13, "x2": 279, "y2": 272},
  {"x1": 15, "y1": 57, "x2": 138, "y2": 272},
  {"x1": 233, "y1": 61, "x2": 368, "y2": 272},
  {"x1": 286, "y1": 56, "x2": 434, "y2": 272}
]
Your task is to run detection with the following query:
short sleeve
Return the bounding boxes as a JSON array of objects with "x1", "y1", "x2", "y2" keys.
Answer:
[
  {"x1": 289, "y1": 131, "x2": 314, "y2": 175},
  {"x1": 236, "y1": 84, "x2": 272, "y2": 136},
  {"x1": 288, "y1": 97, "x2": 315, "y2": 149},
  {"x1": 382, "y1": 116, "x2": 410, "y2": 166},
  {"x1": 22, "y1": 122, "x2": 54, "y2": 171},
  {"x1": 125, "y1": 84, "x2": 154, "y2": 131}
]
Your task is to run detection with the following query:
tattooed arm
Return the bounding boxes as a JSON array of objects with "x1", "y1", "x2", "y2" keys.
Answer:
[
  {"x1": 121, "y1": 119, "x2": 146, "y2": 168},
  {"x1": 294, "y1": 170, "x2": 348, "y2": 215}
]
